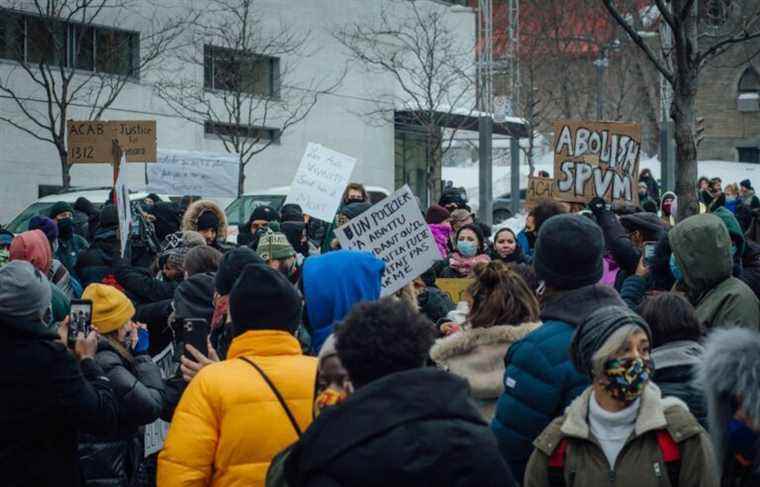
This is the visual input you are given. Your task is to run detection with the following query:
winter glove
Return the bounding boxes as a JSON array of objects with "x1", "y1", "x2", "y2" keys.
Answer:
[
  {"x1": 134, "y1": 327, "x2": 150, "y2": 354},
  {"x1": 588, "y1": 197, "x2": 610, "y2": 217}
]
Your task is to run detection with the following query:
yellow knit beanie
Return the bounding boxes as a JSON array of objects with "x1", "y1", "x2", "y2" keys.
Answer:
[{"x1": 82, "y1": 284, "x2": 135, "y2": 334}]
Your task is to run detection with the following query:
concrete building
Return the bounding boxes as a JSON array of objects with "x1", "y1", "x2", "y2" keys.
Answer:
[{"x1": 0, "y1": 0, "x2": 481, "y2": 223}]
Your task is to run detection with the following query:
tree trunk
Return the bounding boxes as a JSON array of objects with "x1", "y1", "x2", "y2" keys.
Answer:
[
  {"x1": 60, "y1": 150, "x2": 71, "y2": 190},
  {"x1": 672, "y1": 83, "x2": 698, "y2": 222},
  {"x1": 237, "y1": 160, "x2": 246, "y2": 197}
]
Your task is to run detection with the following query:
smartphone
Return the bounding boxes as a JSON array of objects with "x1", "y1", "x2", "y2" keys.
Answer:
[
  {"x1": 643, "y1": 242, "x2": 657, "y2": 267},
  {"x1": 182, "y1": 318, "x2": 210, "y2": 360},
  {"x1": 68, "y1": 299, "x2": 93, "y2": 347}
]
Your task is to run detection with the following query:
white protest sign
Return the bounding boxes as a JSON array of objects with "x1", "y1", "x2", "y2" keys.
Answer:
[
  {"x1": 144, "y1": 344, "x2": 178, "y2": 457},
  {"x1": 114, "y1": 153, "x2": 132, "y2": 258},
  {"x1": 146, "y1": 150, "x2": 240, "y2": 198},
  {"x1": 283, "y1": 143, "x2": 357, "y2": 222},
  {"x1": 335, "y1": 185, "x2": 440, "y2": 296}
]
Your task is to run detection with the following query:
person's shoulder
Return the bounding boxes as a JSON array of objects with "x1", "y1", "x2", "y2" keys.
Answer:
[
  {"x1": 532, "y1": 414, "x2": 567, "y2": 456},
  {"x1": 662, "y1": 397, "x2": 704, "y2": 444}
]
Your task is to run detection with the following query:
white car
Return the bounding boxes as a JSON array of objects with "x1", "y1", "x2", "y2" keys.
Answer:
[{"x1": 3, "y1": 187, "x2": 175, "y2": 235}]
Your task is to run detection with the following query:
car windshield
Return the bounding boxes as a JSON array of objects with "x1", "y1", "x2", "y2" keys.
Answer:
[
  {"x1": 4, "y1": 203, "x2": 56, "y2": 234},
  {"x1": 225, "y1": 195, "x2": 287, "y2": 227}
]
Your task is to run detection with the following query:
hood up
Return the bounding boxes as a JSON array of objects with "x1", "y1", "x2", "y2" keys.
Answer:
[
  {"x1": 9, "y1": 230, "x2": 52, "y2": 275},
  {"x1": 181, "y1": 199, "x2": 228, "y2": 239}
]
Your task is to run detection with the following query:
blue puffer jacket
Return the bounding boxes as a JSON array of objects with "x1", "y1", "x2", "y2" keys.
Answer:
[{"x1": 491, "y1": 284, "x2": 625, "y2": 483}]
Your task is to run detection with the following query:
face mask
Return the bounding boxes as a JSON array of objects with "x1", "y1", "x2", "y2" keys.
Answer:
[
  {"x1": 662, "y1": 200, "x2": 673, "y2": 216},
  {"x1": 347, "y1": 197, "x2": 364, "y2": 204},
  {"x1": 669, "y1": 253, "x2": 684, "y2": 282},
  {"x1": 457, "y1": 240, "x2": 478, "y2": 258},
  {"x1": 314, "y1": 387, "x2": 348, "y2": 415},
  {"x1": 58, "y1": 218, "x2": 75, "y2": 239},
  {"x1": 603, "y1": 356, "x2": 654, "y2": 403}
]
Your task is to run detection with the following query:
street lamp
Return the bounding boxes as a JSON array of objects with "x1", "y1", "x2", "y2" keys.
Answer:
[{"x1": 593, "y1": 51, "x2": 609, "y2": 120}]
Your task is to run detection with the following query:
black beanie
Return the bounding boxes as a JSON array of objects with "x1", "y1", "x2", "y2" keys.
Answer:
[
  {"x1": 229, "y1": 263, "x2": 302, "y2": 335},
  {"x1": 48, "y1": 201, "x2": 74, "y2": 219},
  {"x1": 280, "y1": 204, "x2": 304, "y2": 223},
  {"x1": 197, "y1": 209, "x2": 221, "y2": 231},
  {"x1": 99, "y1": 205, "x2": 119, "y2": 229},
  {"x1": 214, "y1": 247, "x2": 263, "y2": 295},
  {"x1": 534, "y1": 214, "x2": 604, "y2": 290}
]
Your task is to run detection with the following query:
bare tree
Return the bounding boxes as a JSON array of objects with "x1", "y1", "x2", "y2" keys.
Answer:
[
  {"x1": 0, "y1": 0, "x2": 187, "y2": 188},
  {"x1": 602, "y1": 0, "x2": 760, "y2": 219},
  {"x1": 155, "y1": 0, "x2": 344, "y2": 197},
  {"x1": 334, "y1": 0, "x2": 477, "y2": 203}
]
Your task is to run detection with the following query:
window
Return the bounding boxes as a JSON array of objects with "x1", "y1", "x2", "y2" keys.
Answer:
[
  {"x1": 738, "y1": 147, "x2": 760, "y2": 164},
  {"x1": 739, "y1": 67, "x2": 760, "y2": 93},
  {"x1": 204, "y1": 121, "x2": 281, "y2": 142},
  {"x1": 0, "y1": 7, "x2": 140, "y2": 77},
  {"x1": 204, "y1": 44, "x2": 280, "y2": 97}
]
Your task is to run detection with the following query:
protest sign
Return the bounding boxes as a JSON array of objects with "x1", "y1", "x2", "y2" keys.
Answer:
[
  {"x1": 552, "y1": 121, "x2": 641, "y2": 205},
  {"x1": 283, "y1": 143, "x2": 357, "y2": 222},
  {"x1": 146, "y1": 150, "x2": 240, "y2": 198},
  {"x1": 335, "y1": 185, "x2": 439, "y2": 296},
  {"x1": 144, "y1": 344, "x2": 177, "y2": 457},
  {"x1": 114, "y1": 153, "x2": 132, "y2": 258},
  {"x1": 435, "y1": 278, "x2": 473, "y2": 304},
  {"x1": 68, "y1": 120, "x2": 157, "y2": 163},
  {"x1": 525, "y1": 176, "x2": 556, "y2": 209}
]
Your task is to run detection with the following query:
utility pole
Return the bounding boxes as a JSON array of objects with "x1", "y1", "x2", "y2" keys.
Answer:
[
  {"x1": 593, "y1": 49, "x2": 609, "y2": 120},
  {"x1": 477, "y1": 0, "x2": 494, "y2": 226},
  {"x1": 507, "y1": 0, "x2": 521, "y2": 217}
]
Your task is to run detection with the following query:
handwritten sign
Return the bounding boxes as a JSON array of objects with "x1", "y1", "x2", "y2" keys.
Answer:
[
  {"x1": 114, "y1": 153, "x2": 132, "y2": 258},
  {"x1": 146, "y1": 150, "x2": 240, "y2": 198},
  {"x1": 525, "y1": 176, "x2": 556, "y2": 209},
  {"x1": 553, "y1": 121, "x2": 641, "y2": 205},
  {"x1": 283, "y1": 143, "x2": 357, "y2": 222},
  {"x1": 435, "y1": 278, "x2": 473, "y2": 304},
  {"x1": 335, "y1": 185, "x2": 439, "y2": 296},
  {"x1": 144, "y1": 344, "x2": 178, "y2": 457},
  {"x1": 67, "y1": 120, "x2": 157, "y2": 163}
]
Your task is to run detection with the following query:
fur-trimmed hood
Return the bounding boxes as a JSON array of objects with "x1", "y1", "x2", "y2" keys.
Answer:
[
  {"x1": 181, "y1": 200, "x2": 227, "y2": 239},
  {"x1": 697, "y1": 327, "x2": 760, "y2": 470},
  {"x1": 430, "y1": 322, "x2": 541, "y2": 420}
]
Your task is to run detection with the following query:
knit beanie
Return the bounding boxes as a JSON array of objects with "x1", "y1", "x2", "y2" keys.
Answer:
[
  {"x1": 0, "y1": 261, "x2": 53, "y2": 331},
  {"x1": 197, "y1": 209, "x2": 220, "y2": 231},
  {"x1": 280, "y1": 204, "x2": 304, "y2": 223},
  {"x1": 741, "y1": 179, "x2": 753, "y2": 191},
  {"x1": 29, "y1": 216, "x2": 59, "y2": 244},
  {"x1": 49, "y1": 201, "x2": 74, "y2": 219},
  {"x1": 426, "y1": 204, "x2": 450, "y2": 225},
  {"x1": 256, "y1": 229, "x2": 296, "y2": 261},
  {"x1": 82, "y1": 284, "x2": 136, "y2": 334},
  {"x1": 0, "y1": 229, "x2": 13, "y2": 247},
  {"x1": 99, "y1": 205, "x2": 119, "y2": 229},
  {"x1": 160, "y1": 231, "x2": 206, "y2": 269},
  {"x1": 450, "y1": 209, "x2": 472, "y2": 226},
  {"x1": 174, "y1": 273, "x2": 215, "y2": 322},
  {"x1": 570, "y1": 305, "x2": 652, "y2": 379},
  {"x1": 215, "y1": 247, "x2": 263, "y2": 295},
  {"x1": 534, "y1": 214, "x2": 604, "y2": 290},
  {"x1": 251, "y1": 205, "x2": 280, "y2": 223},
  {"x1": 229, "y1": 263, "x2": 302, "y2": 335}
]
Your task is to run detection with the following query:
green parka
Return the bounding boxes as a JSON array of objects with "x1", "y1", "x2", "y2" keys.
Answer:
[
  {"x1": 524, "y1": 384, "x2": 718, "y2": 487},
  {"x1": 669, "y1": 214, "x2": 759, "y2": 330}
]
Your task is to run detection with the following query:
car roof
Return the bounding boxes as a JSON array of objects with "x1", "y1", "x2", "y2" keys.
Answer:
[
  {"x1": 239, "y1": 185, "x2": 392, "y2": 197},
  {"x1": 35, "y1": 188, "x2": 174, "y2": 203}
]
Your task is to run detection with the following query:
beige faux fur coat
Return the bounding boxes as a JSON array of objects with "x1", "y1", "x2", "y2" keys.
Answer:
[{"x1": 429, "y1": 321, "x2": 541, "y2": 421}]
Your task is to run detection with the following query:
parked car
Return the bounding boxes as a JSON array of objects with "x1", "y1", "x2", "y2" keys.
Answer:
[{"x1": 492, "y1": 189, "x2": 527, "y2": 224}]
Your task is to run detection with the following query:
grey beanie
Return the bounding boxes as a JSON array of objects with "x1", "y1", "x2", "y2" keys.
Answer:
[
  {"x1": 0, "y1": 260, "x2": 52, "y2": 329},
  {"x1": 570, "y1": 305, "x2": 652, "y2": 379},
  {"x1": 534, "y1": 214, "x2": 604, "y2": 290}
]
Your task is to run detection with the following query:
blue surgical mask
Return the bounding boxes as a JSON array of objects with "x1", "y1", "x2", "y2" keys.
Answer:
[
  {"x1": 669, "y1": 254, "x2": 683, "y2": 282},
  {"x1": 457, "y1": 240, "x2": 478, "y2": 258}
]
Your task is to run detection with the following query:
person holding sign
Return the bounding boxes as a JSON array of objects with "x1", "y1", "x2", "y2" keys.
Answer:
[{"x1": 438, "y1": 224, "x2": 490, "y2": 278}]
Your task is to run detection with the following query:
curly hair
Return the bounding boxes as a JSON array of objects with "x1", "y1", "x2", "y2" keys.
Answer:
[
  {"x1": 335, "y1": 297, "x2": 436, "y2": 389},
  {"x1": 467, "y1": 260, "x2": 540, "y2": 328}
]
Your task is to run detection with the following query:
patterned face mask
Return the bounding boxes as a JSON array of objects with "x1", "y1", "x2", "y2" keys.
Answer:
[
  {"x1": 603, "y1": 356, "x2": 654, "y2": 403},
  {"x1": 314, "y1": 387, "x2": 348, "y2": 416}
]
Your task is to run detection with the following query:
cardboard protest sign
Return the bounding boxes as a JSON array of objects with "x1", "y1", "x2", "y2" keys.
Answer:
[
  {"x1": 146, "y1": 150, "x2": 240, "y2": 198},
  {"x1": 435, "y1": 278, "x2": 473, "y2": 304},
  {"x1": 525, "y1": 176, "x2": 556, "y2": 209},
  {"x1": 144, "y1": 344, "x2": 178, "y2": 457},
  {"x1": 284, "y1": 143, "x2": 357, "y2": 222},
  {"x1": 335, "y1": 185, "x2": 439, "y2": 296},
  {"x1": 68, "y1": 120, "x2": 157, "y2": 163},
  {"x1": 114, "y1": 153, "x2": 132, "y2": 258},
  {"x1": 552, "y1": 121, "x2": 641, "y2": 205}
]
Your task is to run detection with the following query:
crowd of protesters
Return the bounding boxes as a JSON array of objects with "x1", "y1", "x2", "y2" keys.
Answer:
[{"x1": 1, "y1": 170, "x2": 760, "y2": 487}]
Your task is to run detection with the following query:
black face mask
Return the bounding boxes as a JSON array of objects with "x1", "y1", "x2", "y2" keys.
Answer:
[
  {"x1": 347, "y1": 197, "x2": 364, "y2": 204},
  {"x1": 58, "y1": 218, "x2": 75, "y2": 239}
]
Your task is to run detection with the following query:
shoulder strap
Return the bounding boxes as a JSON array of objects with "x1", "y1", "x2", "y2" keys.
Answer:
[
  {"x1": 547, "y1": 438, "x2": 568, "y2": 487},
  {"x1": 656, "y1": 430, "x2": 681, "y2": 487},
  {"x1": 239, "y1": 356, "x2": 302, "y2": 437}
]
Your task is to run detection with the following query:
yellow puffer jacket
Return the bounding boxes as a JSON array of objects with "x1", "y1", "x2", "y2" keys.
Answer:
[{"x1": 157, "y1": 330, "x2": 318, "y2": 487}]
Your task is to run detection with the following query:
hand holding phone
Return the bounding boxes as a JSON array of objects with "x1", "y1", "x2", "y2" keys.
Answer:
[
  {"x1": 643, "y1": 242, "x2": 657, "y2": 267},
  {"x1": 68, "y1": 300, "x2": 93, "y2": 349}
]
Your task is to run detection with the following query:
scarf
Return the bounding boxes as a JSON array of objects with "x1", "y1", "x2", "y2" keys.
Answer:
[
  {"x1": 448, "y1": 252, "x2": 490, "y2": 276},
  {"x1": 211, "y1": 294, "x2": 229, "y2": 330},
  {"x1": 429, "y1": 223, "x2": 453, "y2": 259}
]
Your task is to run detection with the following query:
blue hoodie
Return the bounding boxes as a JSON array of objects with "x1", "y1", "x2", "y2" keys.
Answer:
[{"x1": 302, "y1": 250, "x2": 385, "y2": 353}]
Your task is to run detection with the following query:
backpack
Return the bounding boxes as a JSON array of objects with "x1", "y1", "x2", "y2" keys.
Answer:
[{"x1": 547, "y1": 430, "x2": 681, "y2": 487}]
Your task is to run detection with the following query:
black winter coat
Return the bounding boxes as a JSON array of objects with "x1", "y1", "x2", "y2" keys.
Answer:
[
  {"x1": 651, "y1": 340, "x2": 707, "y2": 427},
  {"x1": 78, "y1": 340, "x2": 165, "y2": 487},
  {"x1": 741, "y1": 241, "x2": 760, "y2": 300},
  {"x1": 113, "y1": 257, "x2": 178, "y2": 306},
  {"x1": 75, "y1": 232, "x2": 120, "y2": 288},
  {"x1": 0, "y1": 325, "x2": 119, "y2": 487},
  {"x1": 285, "y1": 367, "x2": 516, "y2": 487}
]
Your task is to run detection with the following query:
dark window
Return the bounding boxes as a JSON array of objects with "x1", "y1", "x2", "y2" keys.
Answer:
[
  {"x1": 203, "y1": 44, "x2": 279, "y2": 97},
  {"x1": 738, "y1": 147, "x2": 760, "y2": 164},
  {"x1": 0, "y1": 8, "x2": 139, "y2": 77},
  {"x1": 739, "y1": 67, "x2": 760, "y2": 93},
  {"x1": 204, "y1": 121, "x2": 281, "y2": 142}
]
